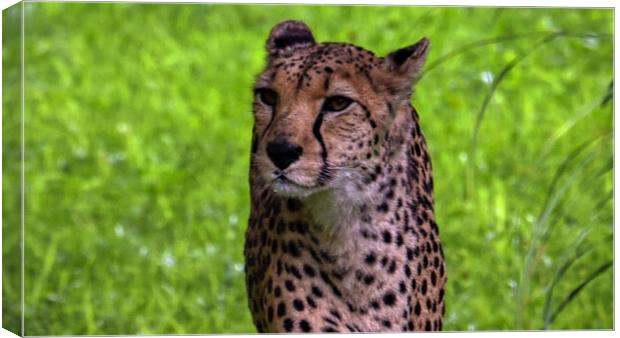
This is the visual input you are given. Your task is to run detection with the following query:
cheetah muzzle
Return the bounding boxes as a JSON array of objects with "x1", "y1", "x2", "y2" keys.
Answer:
[{"x1": 244, "y1": 20, "x2": 446, "y2": 333}]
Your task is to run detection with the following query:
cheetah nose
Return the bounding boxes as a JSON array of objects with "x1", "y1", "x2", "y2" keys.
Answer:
[{"x1": 266, "y1": 138, "x2": 303, "y2": 170}]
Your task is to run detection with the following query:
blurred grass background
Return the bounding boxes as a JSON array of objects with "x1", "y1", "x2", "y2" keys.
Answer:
[{"x1": 1, "y1": 3, "x2": 613, "y2": 335}]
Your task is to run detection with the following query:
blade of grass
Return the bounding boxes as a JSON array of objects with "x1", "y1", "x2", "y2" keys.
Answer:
[
  {"x1": 542, "y1": 227, "x2": 593, "y2": 329},
  {"x1": 516, "y1": 138, "x2": 605, "y2": 329},
  {"x1": 546, "y1": 260, "x2": 613, "y2": 327},
  {"x1": 30, "y1": 235, "x2": 59, "y2": 305},
  {"x1": 467, "y1": 31, "x2": 565, "y2": 200}
]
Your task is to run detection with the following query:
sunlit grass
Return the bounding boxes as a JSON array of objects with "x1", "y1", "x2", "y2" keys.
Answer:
[{"x1": 2, "y1": 4, "x2": 613, "y2": 334}]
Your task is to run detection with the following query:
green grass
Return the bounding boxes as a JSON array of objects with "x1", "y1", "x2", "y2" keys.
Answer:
[{"x1": 2, "y1": 3, "x2": 613, "y2": 335}]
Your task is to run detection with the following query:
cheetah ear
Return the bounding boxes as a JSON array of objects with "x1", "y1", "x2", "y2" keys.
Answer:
[
  {"x1": 384, "y1": 37, "x2": 429, "y2": 92},
  {"x1": 266, "y1": 20, "x2": 316, "y2": 57}
]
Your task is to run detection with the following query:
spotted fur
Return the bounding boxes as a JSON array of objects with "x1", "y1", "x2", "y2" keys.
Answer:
[{"x1": 244, "y1": 20, "x2": 446, "y2": 333}]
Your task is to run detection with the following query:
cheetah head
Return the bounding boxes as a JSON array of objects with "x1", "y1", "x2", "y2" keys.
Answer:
[{"x1": 251, "y1": 20, "x2": 428, "y2": 200}]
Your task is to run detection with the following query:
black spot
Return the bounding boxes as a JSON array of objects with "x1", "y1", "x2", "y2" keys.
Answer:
[
  {"x1": 293, "y1": 298, "x2": 305, "y2": 311},
  {"x1": 277, "y1": 302, "x2": 286, "y2": 317},
  {"x1": 283, "y1": 318, "x2": 294, "y2": 332},
  {"x1": 396, "y1": 233, "x2": 404, "y2": 246},
  {"x1": 322, "y1": 327, "x2": 338, "y2": 332},
  {"x1": 363, "y1": 274, "x2": 375, "y2": 285},
  {"x1": 364, "y1": 253, "x2": 376, "y2": 265},
  {"x1": 414, "y1": 301, "x2": 421, "y2": 316},
  {"x1": 267, "y1": 306, "x2": 274, "y2": 322},
  {"x1": 300, "y1": 320, "x2": 312, "y2": 332},
  {"x1": 431, "y1": 271, "x2": 437, "y2": 286},
  {"x1": 290, "y1": 265, "x2": 302, "y2": 279},
  {"x1": 274, "y1": 286, "x2": 282, "y2": 297},
  {"x1": 404, "y1": 264, "x2": 412, "y2": 277},
  {"x1": 370, "y1": 300, "x2": 380, "y2": 309},
  {"x1": 383, "y1": 292, "x2": 396, "y2": 306},
  {"x1": 421, "y1": 279, "x2": 428, "y2": 295},
  {"x1": 324, "y1": 66, "x2": 333, "y2": 73},
  {"x1": 382, "y1": 230, "x2": 392, "y2": 243},
  {"x1": 377, "y1": 202, "x2": 389, "y2": 213},
  {"x1": 425, "y1": 320, "x2": 431, "y2": 331},
  {"x1": 399, "y1": 281, "x2": 407, "y2": 294},
  {"x1": 382, "y1": 320, "x2": 392, "y2": 328},
  {"x1": 312, "y1": 285, "x2": 324, "y2": 298},
  {"x1": 303, "y1": 264, "x2": 316, "y2": 277},
  {"x1": 406, "y1": 248, "x2": 414, "y2": 260},
  {"x1": 387, "y1": 260, "x2": 397, "y2": 274},
  {"x1": 285, "y1": 280, "x2": 295, "y2": 292}
]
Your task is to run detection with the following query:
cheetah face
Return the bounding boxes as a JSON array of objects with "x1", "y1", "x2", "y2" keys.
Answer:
[{"x1": 251, "y1": 21, "x2": 428, "y2": 199}]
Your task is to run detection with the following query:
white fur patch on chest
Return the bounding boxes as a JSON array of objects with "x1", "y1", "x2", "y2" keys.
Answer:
[{"x1": 302, "y1": 170, "x2": 378, "y2": 257}]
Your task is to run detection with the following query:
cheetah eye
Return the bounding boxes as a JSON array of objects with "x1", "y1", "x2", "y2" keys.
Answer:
[
  {"x1": 256, "y1": 88, "x2": 278, "y2": 107},
  {"x1": 323, "y1": 96, "x2": 353, "y2": 112}
]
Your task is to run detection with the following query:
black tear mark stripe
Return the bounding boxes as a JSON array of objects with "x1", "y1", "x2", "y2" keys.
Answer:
[
  {"x1": 312, "y1": 111, "x2": 331, "y2": 185},
  {"x1": 261, "y1": 106, "x2": 277, "y2": 138}
]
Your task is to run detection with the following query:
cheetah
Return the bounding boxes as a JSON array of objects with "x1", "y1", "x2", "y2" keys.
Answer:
[{"x1": 244, "y1": 20, "x2": 446, "y2": 333}]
